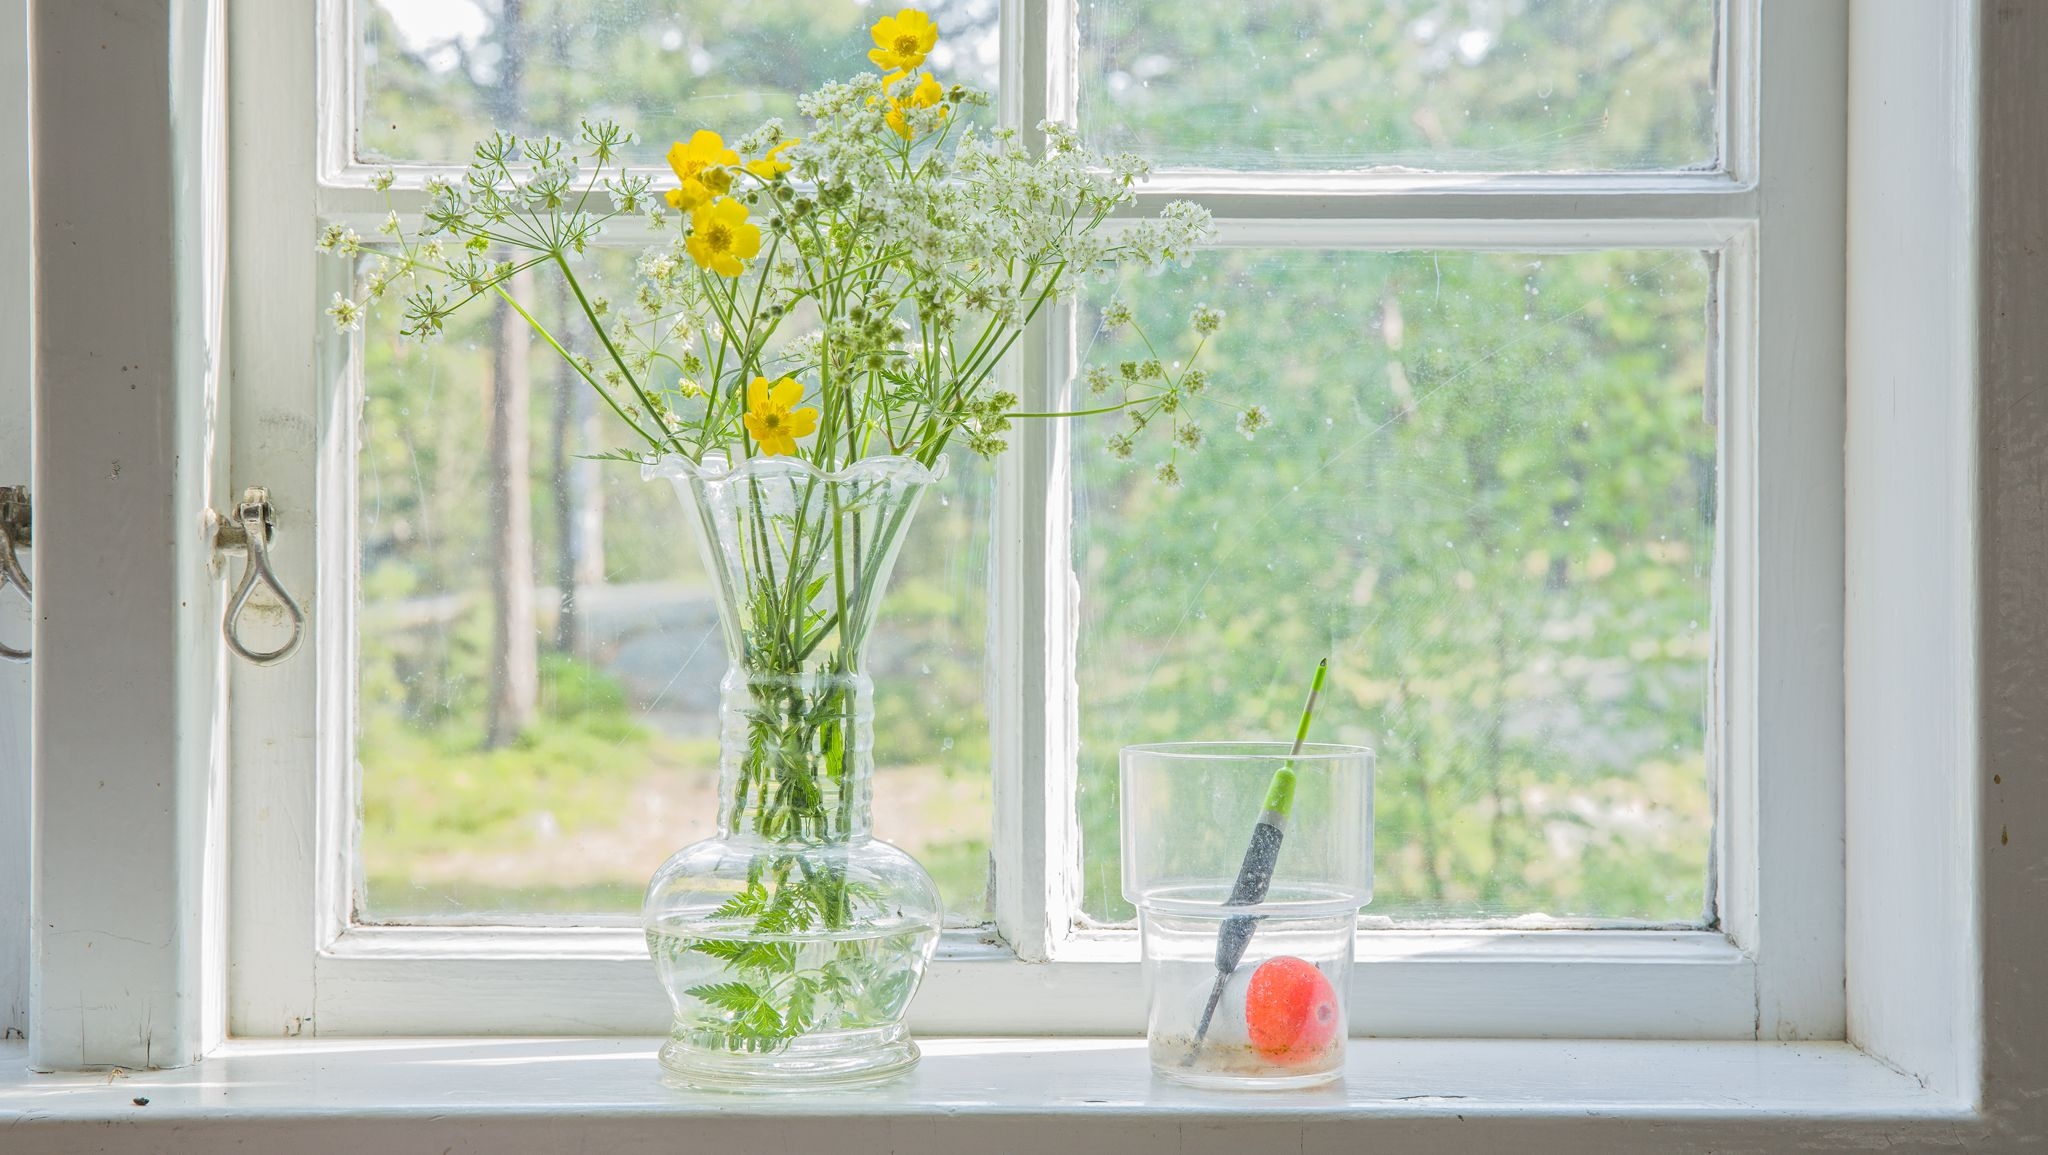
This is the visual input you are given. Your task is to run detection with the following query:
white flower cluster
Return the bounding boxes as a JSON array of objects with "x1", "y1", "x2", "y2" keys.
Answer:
[
  {"x1": 319, "y1": 62, "x2": 1225, "y2": 476},
  {"x1": 1120, "y1": 200, "x2": 1213, "y2": 273}
]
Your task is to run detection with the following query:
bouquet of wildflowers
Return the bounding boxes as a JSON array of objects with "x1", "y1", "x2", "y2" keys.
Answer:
[{"x1": 325, "y1": 8, "x2": 1256, "y2": 480}]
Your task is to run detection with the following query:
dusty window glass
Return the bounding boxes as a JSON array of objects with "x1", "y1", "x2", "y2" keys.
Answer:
[
  {"x1": 353, "y1": 266, "x2": 994, "y2": 925},
  {"x1": 1079, "y1": 0, "x2": 1718, "y2": 172},
  {"x1": 357, "y1": 0, "x2": 1000, "y2": 167},
  {"x1": 1072, "y1": 248, "x2": 1716, "y2": 924}
]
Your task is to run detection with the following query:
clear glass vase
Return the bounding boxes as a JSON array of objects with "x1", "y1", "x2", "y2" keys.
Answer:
[{"x1": 641, "y1": 452, "x2": 948, "y2": 1091}]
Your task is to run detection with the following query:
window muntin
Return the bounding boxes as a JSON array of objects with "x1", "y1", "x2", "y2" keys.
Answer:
[
  {"x1": 1077, "y1": 0, "x2": 1719, "y2": 173},
  {"x1": 1071, "y1": 248, "x2": 1715, "y2": 926}
]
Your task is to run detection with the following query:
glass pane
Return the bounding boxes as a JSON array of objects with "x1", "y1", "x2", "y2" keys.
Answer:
[
  {"x1": 1079, "y1": 0, "x2": 1718, "y2": 172},
  {"x1": 354, "y1": 258, "x2": 993, "y2": 925},
  {"x1": 1073, "y1": 249, "x2": 1715, "y2": 924},
  {"x1": 358, "y1": 0, "x2": 1001, "y2": 166}
]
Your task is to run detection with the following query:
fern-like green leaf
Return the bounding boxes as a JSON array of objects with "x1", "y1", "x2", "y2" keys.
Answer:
[
  {"x1": 688, "y1": 938, "x2": 753, "y2": 964},
  {"x1": 785, "y1": 976, "x2": 820, "y2": 1035},
  {"x1": 756, "y1": 885, "x2": 818, "y2": 936},
  {"x1": 686, "y1": 981, "x2": 769, "y2": 1016},
  {"x1": 712, "y1": 882, "x2": 771, "y2": 920}
]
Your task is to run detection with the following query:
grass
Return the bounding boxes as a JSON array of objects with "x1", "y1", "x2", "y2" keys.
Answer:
[{"x1": 359, "y1": 652, "x2": 993, "y2": 923}]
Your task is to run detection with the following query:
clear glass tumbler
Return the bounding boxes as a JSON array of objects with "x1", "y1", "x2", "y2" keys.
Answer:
[{"x1": 1121, "y1": 742, "x2": 1374, "y2": 1089}]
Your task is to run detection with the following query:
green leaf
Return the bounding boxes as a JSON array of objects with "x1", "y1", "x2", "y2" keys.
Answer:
[
  {"x1": 688, "y1": 938, "x2": 777, "y2": 968},
  {"x1": 711, "y1": 882, "x2": 771, "y2": 920},
  {"x1": 744, "y1": 1000, "x2": 787, "y2": 1045},
  {"x1": 686, "y1": 981, "x2": 768, "y2": 1016},
  {"x1": 785, "y1": 976, "x2": 820, "y2": 1035},
  {"x1": 861, "y1": 969, "x2": 916, "y2": 1020},
  {"x1": 699, "y1": 940, "x2": 797, "y2": 973},
  {"x1": 689, "y1": 938, "x2": 747, "y2": 962},
  {"x1": 756, "y1": 884, "x2": 817, "y2": 936}
]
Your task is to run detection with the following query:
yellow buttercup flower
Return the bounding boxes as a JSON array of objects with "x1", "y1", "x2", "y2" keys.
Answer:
[
  {"x1": 884, "y1": 72, "x2": 947, "y2": 140},
  {"x1": 666, "y1": 129, "x2": 739, "y2": 211},
  {"x1": 685, "y1": 198, "x2": 762, "y2": 277},
  {"x1": 744, "y1": 138, "x2": 798, "y2": 180},
  {"x1": 868, "y1": 8, "x2": 938, "y2": 71},
  {"x1": 742, "y1": 376, "x2": 819, "y2": 457}
]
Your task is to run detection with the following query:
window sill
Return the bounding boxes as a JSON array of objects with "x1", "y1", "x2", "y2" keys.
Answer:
[
  {"x1": 0, "y1": 1036, "x2": 1975, "y2": 1153},
  {"x1": 307, "y1": 927, "x2": 1758, "y2": 1038}
]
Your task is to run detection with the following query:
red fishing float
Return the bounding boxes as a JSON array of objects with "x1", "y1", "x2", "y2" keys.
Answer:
[{"x1": 1243, "y1": 956, "x2": 1341, "y2": 1064}]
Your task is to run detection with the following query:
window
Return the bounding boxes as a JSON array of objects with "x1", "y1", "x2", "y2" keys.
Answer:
[{"x1": 224, "y1": 0, "x2": 1844, "y2": 1040}]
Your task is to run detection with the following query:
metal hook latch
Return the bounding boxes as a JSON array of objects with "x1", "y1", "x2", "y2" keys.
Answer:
[
  {"x1": 212, "y1": 487, "x2": 304, "y2": 666},
  {"x1": 0, "y1": 485, "x2": 29, "y2": 664}
]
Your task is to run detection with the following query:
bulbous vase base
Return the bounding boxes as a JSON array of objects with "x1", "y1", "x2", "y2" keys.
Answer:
[{"x1": 657, "y1": 1021, "x2": 921, "y2": 1092}]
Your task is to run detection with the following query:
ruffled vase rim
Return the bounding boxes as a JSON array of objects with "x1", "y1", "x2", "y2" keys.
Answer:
[{"x1": 643, "y1": 451, "x2": 950, "y2": 487}]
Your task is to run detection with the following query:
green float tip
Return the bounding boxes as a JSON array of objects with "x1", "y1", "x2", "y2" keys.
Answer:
[
  {"x1": 1263, "y1": 766, "x2": 1298, "y2": 817},
  {"x1": 1265, "y1": 658, "x2": 1328, "y2": 819}
]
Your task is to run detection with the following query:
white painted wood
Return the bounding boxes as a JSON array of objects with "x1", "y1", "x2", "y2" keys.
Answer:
[
  {"x1": 987, "y1": 0, "x2": 1056, "y2": 962},
  {"x1": 325, "y1": 209, "x2": 1750, "y2": 260},
  {"x1": 1200, "y1": 217, "x2": 1749, "y2": 251},
  {"x1": 301, "y1": 925, "x2": 1754, "y2": 1038},
  {"x1": 1730, "y1": 0, "x2": 1848, "y2": 1040},
  {"x1": 0, "y1": 1035, "x2": 1973, "y2": 1155},
  {"x1": 173, "y1": 0, "x2": 232, "y2": 1065},
  {"x1": 331, "y1": 178, "x2": 1759, "y2": 235},
  {"x1": 0, "y1": 0, "x2": 31, "y2": 1045},
  {"x1": 0, "y1": 0, "x2": 28, "y2": 1048},
  {"x1": 1843, "y1": 0, "x2": 1981, "y2": 1102},
  {"x1": 223, "y1": 0, "x2": 325, "y2": 1040},
  {"x1": 27, "y1": 0, "x2": 228, "y2": 1070},
  {"x1": 1718, "y1": 0, "x2": 1758, "y2": 187}
]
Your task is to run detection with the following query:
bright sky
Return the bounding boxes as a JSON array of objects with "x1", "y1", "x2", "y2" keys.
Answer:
[{"x1": 374, "y1": 0, "x2": 489, "y2": 60}]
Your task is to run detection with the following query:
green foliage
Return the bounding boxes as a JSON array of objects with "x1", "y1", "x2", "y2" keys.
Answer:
[
  {"x1": 1080, "y1": 0, "x2": 1714, "y2": 171},
  {"x1": 1073, "y1": 248, "x2": 1713, "y2": 924},
  {"x1": 662, "y1": 919, "x2": 930, "y2": 1053}
]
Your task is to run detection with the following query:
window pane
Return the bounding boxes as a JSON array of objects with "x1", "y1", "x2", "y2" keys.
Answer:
[
  {"x1": 1073, "y1": 249, "x2": 1715, "y2": 924},
  {"x1": 353, "y1": 259, "x2": 993, "y2": 925},
  {"x1": 358, "y1": 0, "x2": 1000, "y2": 167},
  {"x1": 1079, "y1": 0, "x2": 1718, "y2": 172}
]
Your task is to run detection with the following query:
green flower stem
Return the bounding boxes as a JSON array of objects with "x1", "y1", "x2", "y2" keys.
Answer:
[
  {"x1": 489, "y1": 280, "x2": 662, "y2": 449},
  {"x1": 551, "y1": 251, "x2": 674, "y2": 454},
  {"x1": 1003, "y1": 395, "x2": 1165, "y2": 420}
]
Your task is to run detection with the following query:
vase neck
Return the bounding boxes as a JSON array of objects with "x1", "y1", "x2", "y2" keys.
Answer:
[{"x1": 716, "y1": 669, "x2": 874, "y2": 842}]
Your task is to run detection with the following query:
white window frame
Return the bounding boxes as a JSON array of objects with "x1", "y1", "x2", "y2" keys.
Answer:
[
  {"x1": 192, "y1": 0, "x2": 1850, "y2": 1041},
  {"x1": 18, "y1": 3, "x2": 2029, "y2": 1149},
  {"x1": 0, "y1": 0, "x2": 30, "y2": 1045}
]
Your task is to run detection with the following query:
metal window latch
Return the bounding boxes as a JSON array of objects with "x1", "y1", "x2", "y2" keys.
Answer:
[
  {"x1": 0, "y1": 485, "x2": 28, "y2": 664},
  {"x1": 210, "y1": 487, "x2": 304, "y2": 666}
]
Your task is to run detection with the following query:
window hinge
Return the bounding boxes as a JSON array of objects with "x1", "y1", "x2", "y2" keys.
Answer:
[
  {"x1": 209, "y1": 487, "x2": 305, "y2": 666},
  {"x1": 0, "y1": 484, "x2": 28, "y2": 663}
]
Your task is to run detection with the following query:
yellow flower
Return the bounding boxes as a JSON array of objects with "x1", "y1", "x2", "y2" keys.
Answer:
[
  {"x1": 744, "y1": 138, "x2": 798, "y2": 180},
  {"x1": 868, "y1": 8, "x2": 939, "y2": 71},
  {"x1": 685, "y1": 198, "x2": 762, "y2": 277},
  {"x1": 884, "y1": 72, "x2": 947, "y2": 140},
  {"x1": 665, "y1": 129, "x2": 739, "y2": 211},
  {"x1": 742, "y1": 376, "x2": 819, "y2": 457}
]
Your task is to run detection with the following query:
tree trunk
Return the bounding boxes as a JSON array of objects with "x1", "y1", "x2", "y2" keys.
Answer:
[
  {"x1": 482, "y1": 0, "x2": 534, "y2": 750},
  {"x1": 485, "y1": 269, "x2": 539, "y2": 749},
  {"x1": 548, "y1": 279, "x2": 605, "y2": 654}
]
